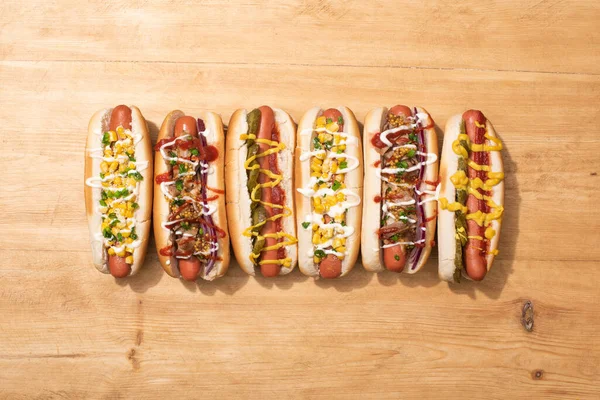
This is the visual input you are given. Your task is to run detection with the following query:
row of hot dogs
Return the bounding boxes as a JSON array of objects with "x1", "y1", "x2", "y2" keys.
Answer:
[{"x1": 84, "y1": 105, "x2": 504, "y2": 283}]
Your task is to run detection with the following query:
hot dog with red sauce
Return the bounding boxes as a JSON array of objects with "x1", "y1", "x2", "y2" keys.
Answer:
[{"x1": 361, "y1": 105, "x2": 438, "y2": 274}]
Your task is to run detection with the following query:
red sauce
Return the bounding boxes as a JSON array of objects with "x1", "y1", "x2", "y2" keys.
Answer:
[
  {"x1": 155, "y1": 173, "x2": 171, "y2": 184},
  {"x1": 207, "y1": 186, "x2": 225, "y2": 194},
  {"x1": 155, "y1": 138, "x2": 172, "y2": 151},
  {"x1": 200, "y1": 145, "x2": 219, "y2": 162},
  {"x1": 373, "y1": 160, "x2": 381, "y2": 168},
  {"x1": 159, "y1": 246, "x2": 173, "y2": 257},
  {"x1": 374, "y1": 195, "x2": 382, "y2": 203},
  {"x1": 205, "y1": 195, "x2": 219, "y2": 201},
  {"x1": 177, "y1": 138, "x2": 201, "y2": 151}
]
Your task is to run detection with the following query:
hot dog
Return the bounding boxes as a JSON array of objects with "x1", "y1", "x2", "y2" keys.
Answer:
[
  {"x1": 85, "y1": 105, "x2": 153, "y2": 277},
  {"x1": 361, "y1": 105, "x2": 439, "y2": 274},
  {"x1": 226, "y1": 106, "x2": 298, "y2": 277},
  {"x1": 295, "y1": 106, "x2": 363, "y2": 278},
  {"x1": 153, "y1": 111, "x2": 230, "y2": 281},
  {"x1": 438, "y1": 110, "x2": 505, "y2": 282}
]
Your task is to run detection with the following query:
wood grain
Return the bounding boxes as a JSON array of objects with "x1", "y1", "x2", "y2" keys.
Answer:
[{"x1": 1, "y1": 1, "x2": 599, "y2": 399}]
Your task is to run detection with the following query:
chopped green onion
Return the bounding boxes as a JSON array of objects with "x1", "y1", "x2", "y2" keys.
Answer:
[
  {"x1": 175, "y1": 180, "x2": 184, "y2": 192},
  {"x1": 128, "y1": 154, "x2": 136, "y2": 162},
  {"x1": 337, "y1": 116, "x2": 344, "y2": 125},
  {"x1": 314, "y1": 249, "x2": 326, "y2": 258},
  {"x1": 102, "y1": 132, "x2": 110, "y2": 146},
  {"x1": 406, "y1": 149, "x2": 416, "y2": 158},
  {"x1": 339, "y1": 161, "x2": 348, "y2": 170},
  {"x1": 117, "y1": 233, "x2": 123, "y2": 242},
  {"x1": 326, "y1": 118, "x2": 333, "y2": 124},
  {"x1": 99, "y1": 172, "x2": 105, "y2": 179},
  {"x1": 130, "y1": 171, "x2": 143, "y2": 181},
  {"x1": 302, "y1": 222, "x2": 310, "y2": 229},
  {"x1": 332, "y1": 180, "x2": 341, "y2": 191},
  {"x1": 313, "y1": 137, "x2": 322, "y2": 150},
  {"x1": 131, "y1": 202, "x2": 139, "y2": 209},
  {"x1": 99, "y1": 199, "x2": 107, "y2": 207},
  {"x1": 178, "y1": 164, "x2": 188, "y2": 173},
  {"x1": 190, "y1": 149, "x2": 199, "y2": 156},
  {"x1": 409, "y1": 133, "x2": 418, "y2": 142},
  {"x1": 394, "y1": 254, "x2": 400, "y2": 261}
]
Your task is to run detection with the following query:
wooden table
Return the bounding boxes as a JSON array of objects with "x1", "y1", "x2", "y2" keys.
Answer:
[{"x1": 1, "y1": 1, "x2": 599, "y2": 398}]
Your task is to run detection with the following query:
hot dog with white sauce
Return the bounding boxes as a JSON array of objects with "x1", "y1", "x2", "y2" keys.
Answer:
[
  {"x1": 226, "y1": 106, "x2": 298, "y2": 277},
  {"x1": 438, "y1": 110, "x2": 504, "y2": 282},
  {"x1": 295, "y1": 107, "x2": 363, "y2": 278},
  {"x1": 84, "y1": 105, "x2": 153, "y2": 277},
  {"x1": 154, "y1": 111, "x2": 230, "y2": 281},
  {"x1": 361, "y1": 106, "x2": 438, "y2": 273}
]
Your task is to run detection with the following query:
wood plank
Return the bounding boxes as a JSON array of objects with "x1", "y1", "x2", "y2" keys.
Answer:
[{"x1": 1, "y1": 1, "x2": 599, "y2": 74}]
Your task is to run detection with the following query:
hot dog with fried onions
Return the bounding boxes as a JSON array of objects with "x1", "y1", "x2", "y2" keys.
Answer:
[
  {"x1": 154, "y1": 111, "x2": 230, "y2": 281},
  {"x1": 438, "y1": 110, "x2": 505, "y2": 282},
  {"x1": 295, "y1": 106, "x2": 363, "y2": 279},
  {"x1": 226, "y1": 106, "x2": 298, "y2": 277},
  {"x1": 361, "y1": 105, "x2": 439, "y2": 274},
  {"x1": 84, "y1": 105, "x2": 153, "y2": 277}
]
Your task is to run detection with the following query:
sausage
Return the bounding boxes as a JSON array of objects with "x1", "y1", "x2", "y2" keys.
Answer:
[
  {"x1": 174, "y1": 116, "x2": 198, "y2": 138},
  {"x1": 174, "y1": 116, "x2": 201, "y2": 281},
  {"x1": 108, "y1": 256, "x2": 131, "y2": 278},
  {"x1": 463, "y1": 110, "x2": 488, "y2": 281},
  {"x1": 255, "y1": 106, "x2": 281, "y2": 278},
  {"x1": 381, "y1": 105, "x2": 412, "y2": 272},
  {"x1": 107, "y1": 105, "x2": 133, "y2": 278}
]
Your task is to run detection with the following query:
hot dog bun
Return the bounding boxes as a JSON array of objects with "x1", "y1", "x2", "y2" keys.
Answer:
[
  {"x1": 226, "y1": 107, "x2": 298, "y2": 276},
  {"x1": 438, "y1": 113, "x2": 504, "y2": 281},
  {"x1": 361, "y1": 106, "x2": 438, "y2": 273},
  {"x1": 84, "y1": 106, "x2": 153, "y2": 276},
  {"x1": 295, "y1": 106, "x2": 363, "y2": 278},
  {"x1": 153, "y1": 110, "x2": 230, "y2": 281}
]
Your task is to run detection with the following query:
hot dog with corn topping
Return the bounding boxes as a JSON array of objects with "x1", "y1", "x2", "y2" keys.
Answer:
[
  {"x1": 295, "y1": 106, "x2": 363, "y2": 278},
  {"x1": 84, "y1": 105, "x2": 153, "y2": 277}
]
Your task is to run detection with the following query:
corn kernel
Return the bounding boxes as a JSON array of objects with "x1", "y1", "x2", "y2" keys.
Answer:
[
  {"x1": 333, "y1": 238, "x2": 342, "y2": 249},
  {"x1": 311, "y1": 172, "x2": 320, "y2": 178},
  {"x1": 100, "y1": 161, "x2": 109, "y2": 172},
  {"x1": 318, "y1": 133, "x2": 326, "y2": 143},
  {"x1": 315, "y1": 205, "x2": 325, "y2": 214},
  {"x1": 98, "y1": 206, "x2": 108, "y2": 214},
  {"x1": 312, "y1": 223, "x2": 319, "y2": 231},
  {"x1": 315, "y1": 152, "x2": 326, "y2": 160},
  {"x1": 336, "y1": 192, "x2": 345, "y2": 202},
  {"x1": 126, "y1": 237, "x2": 133, "y2": 244},
  {"x1": 310, "y1": 163, "x2": 322, "y2": 173},
  {"x1": 312, "y1": 232, "x2": 320, "y2": 244},
  {"x1": 316, "y1": 116, "x2": 327, "y2": 127},
  {"x1": 325, "y1": 122, "x2": 339, "y2": 133},
  {"x1": 110, "y1": 161, "x2": 119, "y2": 172},
  {"x1": 111, "y1": 227, "x2": 119, "y2": 235},
  {"x1": 334, "y1": 134, "x2": 341, "y2": 144},
  {"x1": 337, "y1": 254, "x2": 345, "y2": 260},
  {"x1": 313, "y1": 197, "x2": 322, "y2": 206},
  {"x1": 104, "y1": 149, "x2": 112, "y2": 157},
  {"x1": 340, "y1": 238, "x2": 346, "y2": 245},
  {"x1": 331, "y1": 146, "x2": 338, "y2": 153},
  {"x1": 109, "y1": 130, "x2": 117, "y2": 142},
  {"x1": 122, "y1": 230, "x2": 130, "y2": 238},
  {"x1": 127, "y1": 177, "x2": 136, "y2": 187},
  {"x1": 113, "y1": 177, "x2": 122, "y2": 186},
  {"x1": 102, "y1": 181, "x2": 110, "y2": 188},
  {"x1": 128, "y1": 162, "x2": 136, "y2": 169},
  {"x1": 337, "y1": 246, "x2": 346, "y2": 253},
  {"x1": 319, "y1": 183, "x2": 328, "y2": 190},
  {"x1": 338, "y1": 144, "x2": 346, "y2": 151},
  {"x1": 334, "y1": 214, "x2": 344, "y2": 223},
  {"x1": 313, "y1": 256, "x2": 321, "y2": 264},
  {"x1": 320, "y1": 172, "x2": 328, "y2": 180},
  {"x1": 126, "y1": 210, "x2": 134, "y2": 218},
  {"x1": 117, "y1": 250, "x2": 126, "y2": 257},
  {"x1": 331, "y1": 162, "x2": 338, "y2": 174},
  {"x1": 116, "y1": 126, "x2": 125, "y2": 135},
  {"x1": 125, "y1": 256, "x2": 134, "y2": 264},
  {"x1": 108, "y1": 248, "x2": 116, "y2": 256}
]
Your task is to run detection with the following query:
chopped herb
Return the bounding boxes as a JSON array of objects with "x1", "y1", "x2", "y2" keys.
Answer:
[
  {"x1": 326, "y1": 118, "x2": 333, "y2": 124},
  {"x1": 169, "y1": 159, "x2": 177, "y2": 166},
  {"x1": 199, "y1": 227, "x2": 204, "y2": 235},
  {"x1": 314, "y1": 249, "x2": 326, "y2": 258},
  {"x1": 169, "y1": 151, "x2": 176, "y2": 158},
  {"x1": 339, "y1": 160, "x2": 348, "y2": 170},
  {"x1": 302, "y1": 222, "x2": 310, "y2": 229},
  {"x1": 128, "y1": 154, "x2": 136, "y2": 162},
  {"x1": 336, "y1": 148, "x2": 343, "y2": 154},
  {"x1": 175, "y1": 180, "x2": 184, "y2": 192},
  {"x1": 101, "y1": 191, "x2": 108, "y2": 200},
  {"x1": 409, "y1": 133, "x2": 418, "y2": 142},
  {"x1": 390, "y1": 234, "x2": 399, "y2": 242},
  {"x1": 171, "y1": 198, "x2": 185, "y2": 207},
  {"x1": 116, "y1": 233, "x2": 123, "y2": 242},
  {"x1": 386, "y1": 187, "x2": 392, "y2": 194},
  {"x1": 394, "y1": 254, "x2": 400, "y2": 261},
  {"x1": 130, "y1": 227, "x2": 138, "y2": 240},
  {"x1": 130, "y1": 171, "x2": 143, "y2": 181},
  {"x1": 406, "y1": 149, "x2": 416, "y2": 158},
  {"x1": 190, "y1": 148, "x2": 199, "y2": 156},
  {"x1": 337, "y1": 116, "x2": 343, "y2": 125},
  {"x1": 108, "y1": 212, "x2": 117, "y2": 219},
  {"x1": 131, "y1": 202, "x2": 139, "y2": 209},
  {"x1": 341, "y1": 221, "x2": 346, "y2": 227},
  {"x1": 109, "y1": 219, "x2": 118, "y2": 228},
  {"x1": 323, "y1": 140, "x2": 333, "y2": 149},
  {"x1": 396, "y1": 160, "x2": 408, "y2": 170},
  {"x1": 102, "y1": 227, "x2": 113, "y2": 239},
  {"x1": 99, "y1": 199, "x2": 107, "y2": 207},
  {"x1": 178, "y1": 164, "x2": 188, "y2": 174},
  {"x1": 332, "y1": 180, "x2": 341, "y2": 191},
  {"x1": 102, "y1": 132, "x2": 110, "y2": 146},
  {"x1": 180, "y1": 222, "x2": 190, "y2": 230},
  {"x1": 99, "y1": 172, "x2": 106, "y2": 179},
  {"x1": 316, "y1": 179, "x2": 325, "y2": 185},
  {"x1": 313, "y1": 137, "x2": 322, "y2": 150}
]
